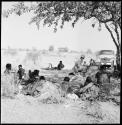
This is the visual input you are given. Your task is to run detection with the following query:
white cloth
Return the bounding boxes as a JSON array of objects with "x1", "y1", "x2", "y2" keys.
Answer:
[
  {"x1": 1, "y1": 72, "x2": 17, "y2": 97},
  {"x1": 67, "y1": 93, "x2": 78, "y2": 100}
]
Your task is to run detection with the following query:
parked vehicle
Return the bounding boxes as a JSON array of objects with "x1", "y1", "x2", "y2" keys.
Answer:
[{"x1": 96, "y1": 50, "x2": 116, "y2": 72}]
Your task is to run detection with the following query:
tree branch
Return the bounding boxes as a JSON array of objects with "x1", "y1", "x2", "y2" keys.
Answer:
[
  {"x1": 105, "y1": 23, "x2": 119, "y2": 48},
  {"x1": 91, "y1": 2, "x2": 115, "y2": 24},
  {"x1": 115, "y1": 23, "x2": 121, "y2": 47}
]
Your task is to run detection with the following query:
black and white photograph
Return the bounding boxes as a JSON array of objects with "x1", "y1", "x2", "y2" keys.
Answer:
[{"x1": 1, "y1": 1, "x2": 121, "y2": 124}]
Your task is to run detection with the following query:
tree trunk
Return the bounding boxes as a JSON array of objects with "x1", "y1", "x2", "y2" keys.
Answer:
[
  {"x1": 105, "y1": 23, "x2": 121, "y2": 71},
  {"x1": 116, "y1": 46, "x2": 121, "y2": 71}
]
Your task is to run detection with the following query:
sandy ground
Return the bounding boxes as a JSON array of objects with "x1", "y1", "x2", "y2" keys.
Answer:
[
  {"x1": 1, "y1": 94, "x2": 120, "y2": 124},
  {"x1": 1, "y1": 96, "x2": 86, "y2": 123}
]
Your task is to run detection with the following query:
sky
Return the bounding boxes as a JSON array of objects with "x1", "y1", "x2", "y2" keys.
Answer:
[{"x1": 1, "y1": 2, "x2": 117, "y2": 52}]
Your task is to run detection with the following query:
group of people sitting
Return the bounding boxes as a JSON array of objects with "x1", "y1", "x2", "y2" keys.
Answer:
[
  {"x1": 2, "y1": 63, "x2": 46, "y2": 97},
  {"x1": 2, "y1": 59, "x2": 99, "y2": 101},
  {"x1": 2, "y1": 54, "x2": 117, "y2": 100}
]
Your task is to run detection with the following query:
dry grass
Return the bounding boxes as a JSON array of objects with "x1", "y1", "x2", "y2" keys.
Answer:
[{"x1": 1, "y1": 49, "x2": 120, "y2": 123}]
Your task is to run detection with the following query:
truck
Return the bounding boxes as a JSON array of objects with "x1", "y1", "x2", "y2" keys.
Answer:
[{"x1": 96, "y1": 50, "x2": 116, "y2": 72}]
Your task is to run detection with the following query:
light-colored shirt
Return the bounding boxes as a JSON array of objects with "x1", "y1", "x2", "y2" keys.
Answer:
[{"x1": 72, "y1": 59, "x2": 84, "y2": 73}]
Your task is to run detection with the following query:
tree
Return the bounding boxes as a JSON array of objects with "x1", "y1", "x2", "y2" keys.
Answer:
[
  {"x1": 86, "y1": 49, "x2": 93, "y2": 54},
  {"x1": 49, "y1": 45, "x2": 54, "y2": 52},
  {"x1": 2, "y1": 1, "x2": 121, "y2": 70},
  {"x1": 58, "y1": 47, "x2": 68, "y2": 52}
]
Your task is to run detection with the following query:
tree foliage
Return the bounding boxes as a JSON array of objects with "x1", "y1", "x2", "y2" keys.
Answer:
[
  {"x1": 2, "y1": 2, "x2": 121, "y2": 48},
  {"x1": 2, "y1": 2, "x2": 121, "y2": 31},
  {"x1": 2, "y1": 1, "x2": 121, "y2": 69}
]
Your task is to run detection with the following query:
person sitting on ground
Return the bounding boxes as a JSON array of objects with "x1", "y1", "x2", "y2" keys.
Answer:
[
  {"x1": 22, "y1": 74, "x2": 45, "y2": 96},
  {"x1": 57, "y1": 61, "x2": 64, "y2": 70},
  {"x1": 78, "y1": 76, "x2": 93, "y2": 93},
  {"x1": 89, "y1": 59, "x2": 95, "y2": 66},
  {"x1": 68, "y1": 72, "x2": 75, "y2": 81},
  {"x1": 68, "y1": 72, "x2": 81, "y2": 93},
  {"x1": 68, "y1": 72, "x2": 85, "y2": 87},
  {"x1": 21, "y1": 69, "x2": 40, "y2": 94},
  {"x1": 28, "y1": 70, "x2": 32, "y2": 79},
  {"x1": 95, "y1": 66, "x2": 111, "y2": 87},
  {"x1": 83, "y1": 61, "x2": 87, "y2": 66},
  {"x1": 72, "y1": 55, "x2": 85, "y2": 73},
  {"x1": 4, "y1": 63, "x2": 17, "y2": 79},
  {"x1": 66, "y1": 87, "x2": 79, "y2": 100},
  {"x1": 79, "y1": 76, "x2": 99, "y2": 100},
  {"x1": 2, "y1": 63, "x2": 17, "y2": 97},
  {"x1": 26, "y1": 69, "x2": 40, "y2": 83},
  {"x1": 61, "y1": 77, "x2": 70, "y2": 97},
  {"x1": 32, "y1": 70, "x2": 40, "y2": 79},
  {"x1": 17, "y1": 65, "x2": 25, "y2": 80},
  {"x1": 32, "y1": 76, "x2": 46, "y2": 97},
  {"x1": 4, "y1": 63, "x2": 14, "y2": 74}
]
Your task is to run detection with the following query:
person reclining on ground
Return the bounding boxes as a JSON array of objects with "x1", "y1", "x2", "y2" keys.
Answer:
[{"x1": 42, "y1": 61, "x2": 64, "y2": 70}]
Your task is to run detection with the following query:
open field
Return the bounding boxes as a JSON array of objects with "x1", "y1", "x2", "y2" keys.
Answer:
[
  {"x1": 1, "y1": 49, "x2": 120, "y2": 124},
  {"x1": 1, "y1": 49, "x2": 97, "y2": 71}
]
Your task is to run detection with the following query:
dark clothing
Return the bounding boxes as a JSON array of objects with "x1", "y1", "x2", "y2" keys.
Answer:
[
  {"x1": 17, "y1": 68, "x2": 25, "y2": 80},
  {"x1": 95, "y1": 71, "x2": 111, "y2": 86},
  {"x1": 28, "y1": 70, "x2": 39, "y2": 79},
  {"x1": 28, "y1": 70, "x2": 32, "y2": 79},
  {"x1": 57, "y1": 62, "x2": 64, "y2": 70},
  {"x1": 90, "y1": 59, "x2": 95, "y2": 66}
]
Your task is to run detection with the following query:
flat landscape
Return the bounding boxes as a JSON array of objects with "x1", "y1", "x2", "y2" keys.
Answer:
[{"x1": 1, "y1": 49, "x2": 120, "y2": 124}]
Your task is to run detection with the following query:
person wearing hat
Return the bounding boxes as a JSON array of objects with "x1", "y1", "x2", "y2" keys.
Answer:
[{"x1": 72, "y1": 55, "x2": 85, "y2": 73}]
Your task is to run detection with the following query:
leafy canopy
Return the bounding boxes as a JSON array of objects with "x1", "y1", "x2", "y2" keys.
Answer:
[{"x1": 2, "y1": 1, "x2": 121, "y2": 32}]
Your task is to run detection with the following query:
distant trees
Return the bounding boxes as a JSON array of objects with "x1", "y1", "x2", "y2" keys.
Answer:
[
  {"x1": 4, "y1": 48, "x2": 18, "y2": 56},
  {"x1": 86, "y1": 49, "x2": 93, "y2": 54},
  {"x1": 32, "y1": 46, "x2": 37, "y2": 51},
  {"x1": 58, "y1": 47, "x2": 68, "y2": 52},
  {"x1": 25, "y1": 51, "x2": 40, "y2": 65},
  {"x1": 49, "y1": 45, "x2": 54, "y2": 52}
]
